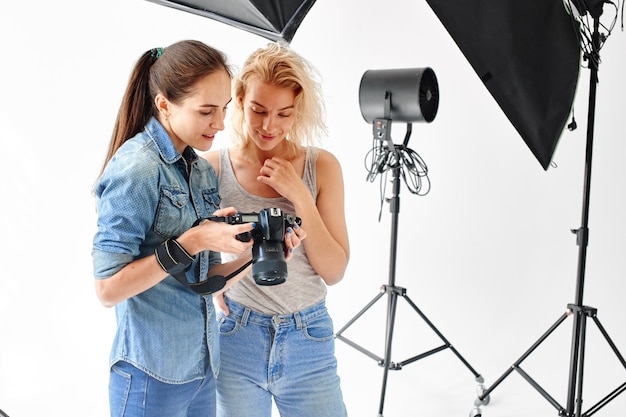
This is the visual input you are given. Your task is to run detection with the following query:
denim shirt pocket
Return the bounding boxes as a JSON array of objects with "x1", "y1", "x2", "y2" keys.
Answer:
[
  {"x1": 202, "y1": 188, "x2": 221, "y2": 214},
  {"x1": 154, "y1": 186, "x2": 189, "y2": 238}
]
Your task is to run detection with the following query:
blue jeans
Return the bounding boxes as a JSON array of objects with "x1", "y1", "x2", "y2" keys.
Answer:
[
  {"x1": 109, "y1": 361, "x2": 216, "y2": 417},
  {"x1": 216, "y1": 298, "x2": 347, "y2": 417}
]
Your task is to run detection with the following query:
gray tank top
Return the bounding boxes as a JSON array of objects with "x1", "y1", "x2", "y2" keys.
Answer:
[{"x1": 218, "y1": 147, "x2": 327, "y2": 315}]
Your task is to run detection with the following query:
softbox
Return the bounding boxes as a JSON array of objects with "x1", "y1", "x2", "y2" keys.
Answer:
[
  {"x1": 426, "y1": 0, "x2": 581, "y2": 170},
  {"x1": 145, "y1": 0, "x2": 316, "y2": 43}
]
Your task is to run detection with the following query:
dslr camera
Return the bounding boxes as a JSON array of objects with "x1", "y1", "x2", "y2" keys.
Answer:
[{"x1": 208, "y1": 207, "x2": 301, "y2": 285}]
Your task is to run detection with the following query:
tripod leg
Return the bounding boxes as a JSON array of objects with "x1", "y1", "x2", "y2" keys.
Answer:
[
  {"x1": 575, "y1": 312, "x2": 589, "y2": 417},
  {"x1": 576, "y1": 313, "x2": 588, "y2": 417},
  {"x1": 335, "y1": 290, "x2": 387, "y2": 363},
  {"x1": 336, "y1": 290, "x2": 385, "y2": 337},
  {"x1": 401, "y1": 293, "x2": 482, "y2": 379},
  {"x1": 566, "y1": 305, "x2": 592, "y2": 417},
  {"x1": 592, "y1": 315, "x2": 626, "y2": 369},
  {"x1": 572, "y1": 312, "x2": 626, "y2": 416},
  {"x1": 471, "y1": 311, "x2": 570, "y2": 417},
  {"x1": 566, "y1": 309, "x2": 582, "y2": 415},
  {"x1": 377, "y1": 287, "x2": 399, "y2": 417}
]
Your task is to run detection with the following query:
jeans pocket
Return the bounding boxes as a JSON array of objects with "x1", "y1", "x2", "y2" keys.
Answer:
[
  {"x1": 218, "y1": 315, "x2": 239, "y2": 335},
  {"x1": 303, "y1": 315, "x2": 335, "y2": 342},
  {"x1": 109, "y1": 362, "x2": 132, "y2": 417}
]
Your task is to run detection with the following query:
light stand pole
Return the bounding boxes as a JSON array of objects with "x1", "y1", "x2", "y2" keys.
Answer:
[{"x1": 471, "y1": 6, "x2": 626, "y2": 417}]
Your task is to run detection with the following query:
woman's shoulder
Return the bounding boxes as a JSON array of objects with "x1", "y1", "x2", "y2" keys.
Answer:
[
  {"x1": 310, "y1": 147, "x2": 343, "y2": 191},
  {"x1": 107, "y1": 137, "x2": 161, "y2": 177},
  {"x1": 311, "y1": 147, "x2": 340, "y2": 168}
]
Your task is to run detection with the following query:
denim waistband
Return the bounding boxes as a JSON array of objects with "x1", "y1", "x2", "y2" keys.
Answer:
[{"x1": 224, "y1": 298, "x2": 327, "y2": 330}]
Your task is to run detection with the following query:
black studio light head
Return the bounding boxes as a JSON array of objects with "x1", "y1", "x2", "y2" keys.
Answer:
[{"x1": 358, "y1": 67, "x2": 439, "y2": 124}]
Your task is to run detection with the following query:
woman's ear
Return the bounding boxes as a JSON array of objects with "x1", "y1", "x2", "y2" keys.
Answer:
[{"x1": 155, "y1": 93, "x2": 171, "y2": 120}]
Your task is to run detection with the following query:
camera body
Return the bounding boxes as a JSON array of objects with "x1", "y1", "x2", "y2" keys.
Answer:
[{"x1": 212, "y1": 208, "x2": 301, "y2": 285}]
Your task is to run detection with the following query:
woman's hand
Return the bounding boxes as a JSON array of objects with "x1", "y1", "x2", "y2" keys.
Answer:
[
  {"x1": 284, "y1": 222, "x2": 306, "y2": 260},
  {"x1": 179, "y1": 207, "x2": 255, "y2": 255},
  {"x1": 213, "y1": 292, "x2": 229, "y2": 315},
  {"x1": 257, "y1": 157, "x2": 308, "y2": 202}
]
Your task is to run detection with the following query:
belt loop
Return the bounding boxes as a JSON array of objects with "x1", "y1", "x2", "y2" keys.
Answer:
[
  {"x1": 240, "y1": 307, "x2": 251, "y2": 326},
  {"x1": 294, "y1": 310, "x2": 303, "y2": 330}
]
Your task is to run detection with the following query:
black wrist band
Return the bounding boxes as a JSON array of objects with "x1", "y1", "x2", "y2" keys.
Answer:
[{"x1": 155, "y1": 238, "x2": 194, "y2": 275}]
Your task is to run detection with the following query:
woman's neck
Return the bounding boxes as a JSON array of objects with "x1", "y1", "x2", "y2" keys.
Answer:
[{"x1": 242, "y1": 141, "x2": 301, "y2": 163}]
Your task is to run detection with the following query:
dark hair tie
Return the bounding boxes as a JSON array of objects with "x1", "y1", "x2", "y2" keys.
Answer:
[{"x1": 150, "y1": 47, "x2": 164, "y2": 62}]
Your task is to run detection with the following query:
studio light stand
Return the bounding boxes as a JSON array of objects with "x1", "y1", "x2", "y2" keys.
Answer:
[
  {"x1": 335, "y1": 68, "x2": 488, "y2": 417},
  {"x1": 471, "y1": 2, "x2": 626, "y2": 416}
]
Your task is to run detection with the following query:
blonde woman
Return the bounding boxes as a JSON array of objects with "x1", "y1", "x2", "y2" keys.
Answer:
[{"x1": 202, "y1": 43, "x2": 349, "y2": 417}]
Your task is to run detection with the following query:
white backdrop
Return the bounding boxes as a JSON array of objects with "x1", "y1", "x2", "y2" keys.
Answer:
[{"x1": 1, "y1": 1, "x2": 625, "y2": 416}]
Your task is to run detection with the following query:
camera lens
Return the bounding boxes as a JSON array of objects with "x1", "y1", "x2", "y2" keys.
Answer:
[{"x1": 251, "y1": 240, "x2": 287, "y2": 285}]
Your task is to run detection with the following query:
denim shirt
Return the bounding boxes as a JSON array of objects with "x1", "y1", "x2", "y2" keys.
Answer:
[{"x1": 92, "y1": 117, "x2": 222, "y2": 383}]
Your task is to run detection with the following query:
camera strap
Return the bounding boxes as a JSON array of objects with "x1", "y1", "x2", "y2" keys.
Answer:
[{"x1": 171, "y1": 258, "x2": 253, "y2": 296}]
